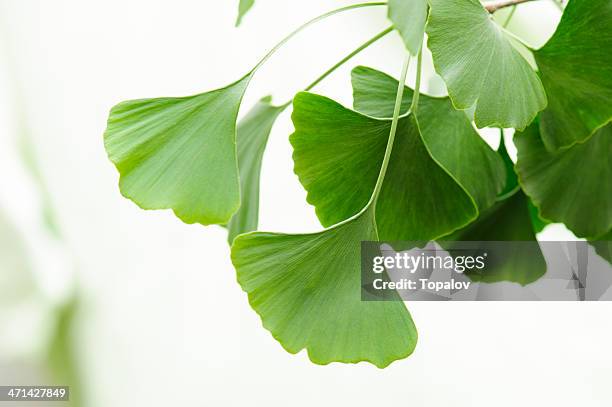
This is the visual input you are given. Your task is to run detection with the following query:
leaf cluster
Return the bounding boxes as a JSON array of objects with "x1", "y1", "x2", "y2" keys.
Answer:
[{"x1": 103, "y1": 0, "x2": 612, "y2": 367}]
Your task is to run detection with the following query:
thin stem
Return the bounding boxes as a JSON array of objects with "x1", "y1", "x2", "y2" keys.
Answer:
[
  {"x1": 371, "y1": 53, "x2": 411, "y2": 207},
  {"x1": 304, "y1": 26, "x2": 394, "y2": 92},
  {"x1": 502, "y1": 5, "x2": 518, "y2": 27},
  {"x1": 252, "y1": 2, "x2": 387, "y2": 73},
  {"x1": 410, "y1": 48, "x2": 423, "y2": 115},
  {"x1": 278, "y1": 25, "x2": 393, "y2": 109},
  {"x1": 484, "y1": 0, "x2": 537, "y2": 13}
]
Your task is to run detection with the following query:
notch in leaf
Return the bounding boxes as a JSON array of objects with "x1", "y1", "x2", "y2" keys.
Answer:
[
  {"x1": 426, "y1": 0, "x2": 547, "y2": 129},
  {"x1": 104, "y1": 74, "x2": 252, "y2": 225},
  {"x1": 534, "y1": 0, "x2": 612, "y2": 150}
]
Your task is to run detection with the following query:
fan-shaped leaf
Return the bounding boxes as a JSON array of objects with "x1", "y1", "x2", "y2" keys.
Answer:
[
  {"x1": 231, "y1": 206, "x2": 417, "y2": 368},
  {"x1": 228, "y1": 97, "x2": 284, "y2": 243},
  {"x1": 387, "y1": 0, "x2": 428, "y2": 55},
  {"x1": 515, "y1": 122, "x2": 612, "y2": 238},
  {"x1": 534, "y1": 0, "x2": 612, "y2": 150},
  {"x1": 104, "y1": 75, "x2": 251, "y2": 225},
  {"x1": 291, "y1": 92, "x2": 478, "y2": 240},
  {"x1": 426, "y1": 0, "x2": 546, "y2": 129},
  {"x1": 351, "y1": 66, "x2": 506, "y2": 211}
]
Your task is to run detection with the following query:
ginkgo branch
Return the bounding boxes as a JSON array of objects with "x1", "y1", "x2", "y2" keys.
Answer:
[{"x1": 484, "y1": 0, "x2": 537, "y2": 13}]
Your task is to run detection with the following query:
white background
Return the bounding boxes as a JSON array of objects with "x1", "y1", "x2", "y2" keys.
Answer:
[{"x1": 0, "y1": 1, "x2": 611, "y2": 406}]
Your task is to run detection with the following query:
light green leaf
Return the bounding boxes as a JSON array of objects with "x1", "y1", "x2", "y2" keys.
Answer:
[
  {"x1": 228, "y1": 97, "x2": 284, "y2": 243},
  {"x1": 534, "y1": 0, "x2": 612, "y2": 150},
  {"x1": 442, "y1": 191, "x2": 546, "y2": 285},
  {"x1": 231, "y1": 206, "x2": 417, "y2": 368},
  {"x1": 515, "y1": 122, "x2": 612, "y2": 239},
  {"x1": 351, "y1": 66, "x2": 506, "y2": 211},
  {"x1": 291, "y1": 92, "x2": 478, "y2": 240},
  {"x1": 104, "y1": 75, "x2": 251, "y2": 225},
  {"x1": 387, "y1": 0, "x2": 428, "y2": 55},
  {"x1": 426, "y1": 0, "x2": 547, "y2": 129},
  {"x1": 236, "y1": 0, "x2": 255, "y2": 26}
]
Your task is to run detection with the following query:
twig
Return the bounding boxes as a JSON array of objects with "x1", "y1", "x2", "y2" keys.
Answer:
[{"x1": 484, "y1": 0, "x2": 537, "y2": 13}]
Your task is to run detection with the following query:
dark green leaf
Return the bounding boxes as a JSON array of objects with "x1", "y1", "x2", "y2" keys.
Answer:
[
  {"x1": 426, "y1": 0, "x2": 547, "y2": 129},
  {"x1": 228, "y1": 97, "x2": 284, "y2": 243},
  {"x1": 104, "y1": 75, "x2": 251, "y2": 225},
  {"x1": 231, "y1": 206, "x2": 417, "y2": 368},
  {"x1": 387, "y1": 0, "x2": 428, "y2": 55},
  {"x1": 534, "y1": 0, "x2": 612, "y2": 150},
  {"x1": 515, "y1": 122, "x2": 612, "y2": 238},
  {"x1": 351, "y1": 66, "x2": 506, "y2": 211},
  {"x1": 291, "y1": 92, "x2": 478, "y2": 240},
  {"x1": 442, "y1": 190, "x2": 546, "y2": 285},
  {"x1": 236, "y1": 0, "x2": 255, "y2": 26}
]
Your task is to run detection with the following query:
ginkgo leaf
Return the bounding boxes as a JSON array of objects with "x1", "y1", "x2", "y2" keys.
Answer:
[
  {"x1": 515, "y1": 122, "x2": 612, "y2": 239},
  {"x1": 441, "y1": 190, "x2": 546, "y2": 285},
  {"x1": 236, "y1": 0, "x2": 255, "y2": 26},
  {"x1": 426, "y1": 0, "x2": 547, "y2": 129},
  {"x1": 228, "y1": 97, "x2": 284, "y2": 243},
  {"x1": 104, "y1": 74, "x2": 251, "y2": 225},
  {"x1": 351, "y1": 66, "x2": 506, "y2": 211},
  {"x1": 387, "y1": 0, "x2": 428, "y2": 55},
  {"x1": 534, "y1": 0, "x2": 612, "y2": 150},
  {"x1": 231, "y1": 206, "x2": 417, "y2": 368},
  {"x1": 291, "y1": 92, "x2": 478, "y2": 240}
]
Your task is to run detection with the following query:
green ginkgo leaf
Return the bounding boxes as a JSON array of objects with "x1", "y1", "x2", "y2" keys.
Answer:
[
  {"x1": 104, "y1": 74, "x2": 251, "y2": 225},
  {"x1": 442, "y1": 190, "x2": 546, "y2": 285},
  {"x1": 534, "y1": 0, "x2": 612, "y2": 150},
  {"x1": 515, "y1": 122, "x2": 612, "y2": 239},
  {"x1": 228, "y1": 97, "x2": 284, "y2": 243},
  {"x1": 231, "y1": 206, "x2": 417, "y2": 368},
  {"x1": 236, "y1": 0, "x2": 255, "y2": 26},
  {"x1": 291, "y1": 92, "x2": 478, "y2": 240},
  {"x1": 387, "y1": 0, "x2": 428, "y2": 55},
  {"x1": 351, "y1": 66, "x2": 506, "y2": 211},
  {"x1": 426, "y1": 0, "x2": 547, "y2": 129}
]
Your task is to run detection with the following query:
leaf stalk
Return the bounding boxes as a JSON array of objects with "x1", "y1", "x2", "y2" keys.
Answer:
[
  {"x1": 484, "y1": 0, "x2": 537, "y2": 13},
  {"x1": 410, "y1": 47, "x2": 423, "y2": 115},
  {"x1": 371, "y1": 53, "x2": 411, "y2": 207},
  {"x1": 253, "y1": 2, "x2": 387, "y2": 73}
]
